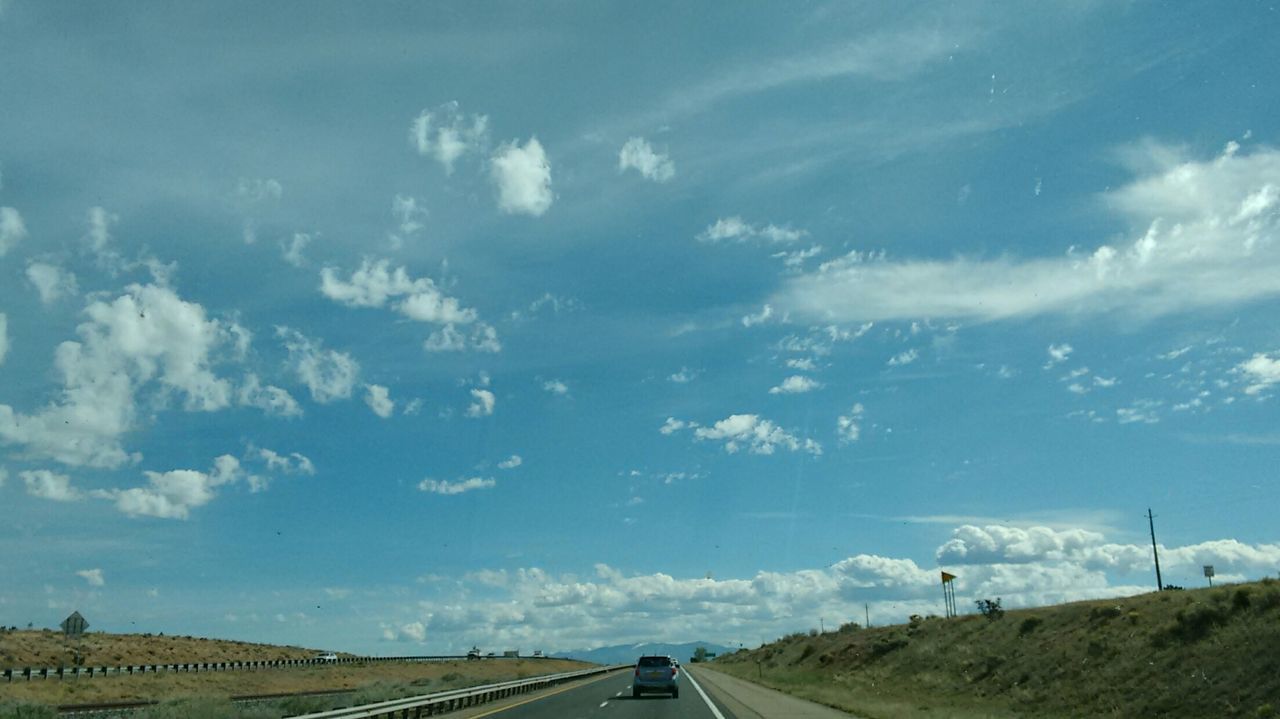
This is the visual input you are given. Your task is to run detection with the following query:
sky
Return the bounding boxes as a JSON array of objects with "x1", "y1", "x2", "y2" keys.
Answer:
[{"x1": 2, "y1": 1, "x2": 1280, "y2": 655}]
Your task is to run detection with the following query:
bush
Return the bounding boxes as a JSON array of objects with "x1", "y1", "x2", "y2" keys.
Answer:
[
  {"x1": 837, "y1": 621, "x2": 861, "y2": 633},
  {"x1": 798, "y1": 645, "x2": 816, "y2": 662},
  {"x1": 976, "y1": 598, "x2": 1004, "y2": 621},
  {"x1": 1018, "y1": 616, "x2": 1043, "y2": 636},
  {"x1": 1233, "y1": 588, "x2": 1253, "y2": 611}
]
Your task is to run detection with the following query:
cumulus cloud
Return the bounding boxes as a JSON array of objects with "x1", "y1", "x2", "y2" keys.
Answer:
[
  {"x1": 255, "y1": 447, "x2": 315, "y2": 477},
  {"x1": 320, "y1": 258, "x2": 479, "y2": 325},
  {"x1": 83, "y1": 206, "x2": 118, "y2": 256},
  {"x1": 491, "y1": 137, "x2": 553, "y2": 216},
  {"x1": 76, "y1": 569, "x2": 105, "y2": 587},
  {"x1": 698, "y1": 216, "x2": 805, "y2": 244},
  {"x1": 26, "y1": 261, "x2": 79, "y2": 304},
  {"x1": 101, "y1": 451, "x2": 307, "y2": 518},
  {"x1": 237, "y1": 373, "x2": 302, "y2": 418},
  {"x1": 498, "y1": 455, "x2": 522, "y2": 469},
  {"x1": 1045, "y1": 343, "x2": 1074, "y2": 367},
  {"x1": 410, "y1": 102, "x2": 489, "y2": 174},
  {"x1": 668, "y1": 367, "x2": 700, "y2": 383},
  {"x1": 424, "y1": 322, "x2": 502, "y2": 354},
  {"x1": 671, "y1": 413, "x2": 822, "y2": 455},
  {"x1": 21, "y1": 470, "x2": 82, "y2": 501},
  {"x1": 365, "y1": 384, "x2": 395, "y2": 418},
  {"x1": 276, "y1": 327, "x2": 360, "y2": 404},
  {"x1": 542, "y1": 379, "x2": 569, "y2": 396},
  {"x1": 769, "y1": 375, "x2": 822, "y2": 394},
  {"x1": 0, "y1": 206, "x2": 27, "y2": 256},
  {"x1": 777, "y1": 143, "x2": 1280, "y2": 323},
  {"x1": 418, "y1": 477, "x2": 495, "y2": 495},
  {"x1": 1239, "y1": 352, "x2": 1280, "y2": 395},
  {"x1": 383, "y1": 621, "x2": 428, "y2": 642},
  {"x1": 618, "y1": 137, "x2": 675, "y2": 183},
  {"x1": 466, "y1": 388, "x2": 495, "y2": 418},
  {"x1": 280, "y1": 232, "x2": 311, "y2": 268},
  {"x1": 741, "y1": 304, "x2": 774, "y2": 327},
  {"x1": 887, "y1": 349, "x2": 918, "y2": 366},
  {"x1": 0, "y1": 283, "x2": 249, "y2": 468},
  {"x1": 837, "y1": 403, "x2": 864, "y2": 443},
  {"x1": 235, "y1": 178, "x2": 283, "y2": 203}
]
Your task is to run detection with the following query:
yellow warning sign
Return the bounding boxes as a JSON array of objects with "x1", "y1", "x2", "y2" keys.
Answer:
[{"x1": 940, "y1": 571, "x2": 956, "y2": 583}]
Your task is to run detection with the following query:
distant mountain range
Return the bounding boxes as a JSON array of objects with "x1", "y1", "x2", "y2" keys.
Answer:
[{"x1": 551, "y1": 641, "x2": 736, "y2": 665}]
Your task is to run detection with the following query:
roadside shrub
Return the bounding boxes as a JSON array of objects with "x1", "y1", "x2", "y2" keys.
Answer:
[
  {"x1": 1018, "y1": 616, "x2": 1043, "y2": 636},
  {"x1": 441, "y1": 672, "x2": 463, "y2": 682},
  {"x1": 976, "y1": 598, "x2": 1004, "y2": 621},
  {"x1": 1154, "y1": 603, "x2": 1230, "y2": 645},
  {"x1": 808, "y1": 628, "x2": 819, "y2": 637},
  {"x1": 837, "y1": 621, "x2": 861, "y2": 633},
  {"x1": 869, "y1": 637, "x2": 909, "y2": 658},
  {"x1": 1090, "y1": 605, "x2": 1123, "y2": 621},
  {"x1": 1233, "y1": 588, "x2": 1253, "y2": 611},
  {"x1": 798, "y1": 645, "x2": 816, "y2": 662},
  {"x1": 1255, "y1": 703, "x2": 1276, "y2": 718}
]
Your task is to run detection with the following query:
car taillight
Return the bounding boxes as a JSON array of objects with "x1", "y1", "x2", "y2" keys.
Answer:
[{"x1": 635, "y1": 668, "x2": 640, "y2": 676}]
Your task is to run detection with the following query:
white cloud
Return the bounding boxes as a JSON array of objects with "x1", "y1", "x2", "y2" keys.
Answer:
[
  {"x1": 276, "y1": 327, "x2": 360, "y2": 404},
  {"x1": 0, "y1": 283, "x2": 248, "y2": 468},
  {"x1": 1239, "y1": 352, "x2": 1280, "y2": 395},
  {"x1": 280, "y1": 233, "x2": 311, "y2": 268},
  {"x1": 542, "y1": 379, "x2": 569, "y2": 396},
  {"x1": 320, "y1": 258, "x2": 479, "y2": 325},
  {"x1": 76, "y1": 569, "x2": 105, "y2": 587},
  {"x1": 418, "y1": 477, "x2": 495, "y2": 495},
  {"x1": 1117, "y1": 399, "x2": 1162, "y2": 424},
  {"x1": 887, "y1": 348, "x2": 918, "y2": 366},
  {"x1": 235, "y1": 178, "x2": 283, "y2": 204},
  {"x1": 402, "y1": 398, "x2": 424, "y2": 416},
  {"x1": 741, "y1": 304, "x2": 774, "y2": 327},
  {"x1": 668, "y1": 367, "x2": 700, "y2": 383},
  {"x1": 786, "y1": 358, "x2": 817, "y2": 371},
  {"x1": 423, "y1": 322, "x2": 502, "y2": 354},
  {"x1": 498, "y1": 455, "x2": 522, "y2": 469},
  {"x1": 769, "y1": 375, "x2": 822, "y2": 394},
  {"x1": 837, "y1": 403, "x2": 864, "y2": 443},
  {"x1": 698, "y1": 216, "x2": 805, "y2": 244},
  {"x1": 772, "y1": 245, "x2": 824, "y2": 271},
  {"x1": 491, "y1": 137, "x2": 553, "y2": 216},
  {"x1": 104, "y1": 455, "x2": 242, "y2": 519},
  {"x1": 688, "y1": 413, "x2": 821, "y2": 455},
  {"x1": 775, "y1": 143, "x2": 1280, "y2": 322},
  {"x1": 618, "y1": 137, "x2": 675, "y2": 183},
  {"x1": 237, "y1": 373, "x2": 302, "y2": 417},
  {"x1": 365, "y1": 384, "x2": 394, "y2": 418},
  {"x1": 0, "y1": 206, "x2": 27, "y2": 256},
  {"x1": 26, "y1": 261, "x2": 79, "y2": 304},
  {"x1": 392, "y1": 195, "x2": 428, "y2": 236},
  {"x1": 256, "y1": 447, "x2": 315, "y2": 476},
  {"x1": 1046, "y1": 343, "x2": 1074, "y2": 367},
  {"x1": 410, "y1": 102, "x2": 489, "y2": 174},
  {"x1": 21, "y1": 470, "x2": 82, "y2": 501},
  {"x1": 466, "y1": 388, "x2": 495, "y2": 418},
  {"x1": 84, "y1": 206, "x2": 118, "y2": 255},
  {"x1": 659, "y1": 417, "x2": 688, "y2": 435},
  {"x1": 383, "y1": 621, "x2": 428, "y2": 643}
]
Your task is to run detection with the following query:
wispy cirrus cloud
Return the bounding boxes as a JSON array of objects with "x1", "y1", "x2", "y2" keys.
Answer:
[{"x1": 775, "y1": 143, "x2": 1280, "y2": 323}]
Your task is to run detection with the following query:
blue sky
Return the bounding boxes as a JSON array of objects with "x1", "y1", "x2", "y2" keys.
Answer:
[{"x1": 2, "y1": 1, "x2": 1280, "y2": 654}]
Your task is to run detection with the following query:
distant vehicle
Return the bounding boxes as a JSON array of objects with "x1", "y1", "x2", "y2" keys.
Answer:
[
  {"x1": 314, "y1": 652, "x2": 337, "y2": 662},
  {"x1": 467, "y1": 646, "x2": 482, "y2": 660},
  {"x1": 531, "y1": 650, "x2": 543, "y2": 657},
  {"x1": 633, "y1": 655, "x2": 679, "y2": 698},
  {"x1": 503, "y1": 650, "x2": 519, "y2": 657}
]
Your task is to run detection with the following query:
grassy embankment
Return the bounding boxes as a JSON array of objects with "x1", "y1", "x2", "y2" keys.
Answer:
[
  {"x1": 709, "y1": 579, "x2": 1280, "y2": 718},
  {"x1": 0, "y1": 631, "x2": 588, "y2": 718}
]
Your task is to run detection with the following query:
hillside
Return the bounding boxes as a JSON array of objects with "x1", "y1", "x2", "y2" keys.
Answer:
[
  {"x1": 710, "y1": 580, "x2": 1280, "y2": 718},
  {"x1": 552, "y1": 641, "x2": 733, "y2": 665},
  {"x1": 0, "y1": 629, "x2": 337, "y2": 669}
]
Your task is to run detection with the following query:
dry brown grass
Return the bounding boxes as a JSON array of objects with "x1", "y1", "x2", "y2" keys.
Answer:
[
  {"x1": 712, "y1": 579, "x2": 1280, "y2": 719},
  {"x1": 0, "y1": 630, "x2": 588, "y2": 708},
  {"x1": 0, "y1": 629, "x2": 328, "y2": 668}
]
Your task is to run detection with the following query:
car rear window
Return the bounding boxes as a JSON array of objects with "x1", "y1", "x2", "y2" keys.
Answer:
[{"x1": 638, "y1": 656, "x2": 672, "y2": 667}]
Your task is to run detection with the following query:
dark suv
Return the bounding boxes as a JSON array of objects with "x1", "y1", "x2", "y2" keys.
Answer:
[{"x1": 632, "y1": 655, "x2": 680, "y2": 698}]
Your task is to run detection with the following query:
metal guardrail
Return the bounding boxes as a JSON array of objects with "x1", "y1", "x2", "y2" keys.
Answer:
[
  {"x1": 2, "y1": 654, "x2": 548, "y2": 683},
  {"x1": 290, "y1": 664, "x2": 627, "y2": 719}
]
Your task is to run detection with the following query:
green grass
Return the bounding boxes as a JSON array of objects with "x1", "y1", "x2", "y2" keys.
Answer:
[{"x1": 710, "y1": 579, "x2": 1280, "y2": 718}]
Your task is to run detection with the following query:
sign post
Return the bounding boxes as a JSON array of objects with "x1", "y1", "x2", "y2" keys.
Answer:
[
  {"x1": 1203, "y1": 565, "x2": 1215, "y2": 587},
  {"x1": 60, "y1": 612, "x2": 88, "y2": 637},
  {"x1": 941, "y1": 571, "x2": 958, "y2": 618}
]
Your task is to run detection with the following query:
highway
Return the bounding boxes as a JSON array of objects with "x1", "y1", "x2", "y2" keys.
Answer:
[{"x1": 452, "y1": 667, "x2": 737, "y2": 719}]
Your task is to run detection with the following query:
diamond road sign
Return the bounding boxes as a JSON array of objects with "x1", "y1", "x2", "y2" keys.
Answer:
[{"x1": 61, "y1": 611, "x2": 88, "y2": 637}]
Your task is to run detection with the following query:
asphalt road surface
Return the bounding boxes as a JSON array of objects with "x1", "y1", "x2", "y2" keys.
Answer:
[{"x1": 454, "y1": 667, "x2": 737, "y2": 719}]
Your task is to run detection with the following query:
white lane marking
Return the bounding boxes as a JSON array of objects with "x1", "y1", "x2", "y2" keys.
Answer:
[
  {"x1": 599, "y1": 701, "x2": 609, "y2": 707},
  {"x1": 683, "y1": 670, "x2": 726, "y2": 719}
]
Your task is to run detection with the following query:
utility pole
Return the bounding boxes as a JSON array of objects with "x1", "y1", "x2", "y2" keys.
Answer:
[
  {"x1": 865, "y1": 603, "x2": 870, "y2": 628},
  {"x1": 1148, "y1": 508, "x2": 1163, "y2": 591}
]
